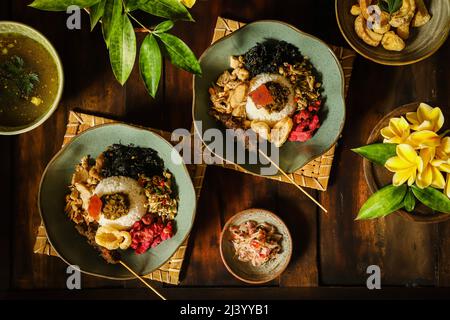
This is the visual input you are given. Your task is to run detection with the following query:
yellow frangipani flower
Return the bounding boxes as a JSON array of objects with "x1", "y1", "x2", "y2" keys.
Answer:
[
  {"x1": 406, "y1": 130, "x2": 441, "y2": 149},
  {"x1": 416, "y1": 148, "x2": 446, "y2": 189},
  {"x1": 435, "y1": 136, "x2": 450, "y2": 160},
  {"x1": 406, "y1": 103, "x2": 444, "y2": 132},
  {"x1": 380, "y1": 116, "x2": 410, "y2": 144},
  {"x1": 180, "y1": 0, "x2": 196, "y2": 8},
  {"x1": 385, "y1": 144, "x2": 423, "y2": 186}
]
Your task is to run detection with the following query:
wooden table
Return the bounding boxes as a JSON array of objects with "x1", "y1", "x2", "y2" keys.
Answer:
[{"x1": 1, "y1": 0, "x2": 450, "y2": 299}]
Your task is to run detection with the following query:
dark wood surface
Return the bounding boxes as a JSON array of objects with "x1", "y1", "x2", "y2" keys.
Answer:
[{"x1": 1, "y1": 0, "x2": 450, "y2": 299}]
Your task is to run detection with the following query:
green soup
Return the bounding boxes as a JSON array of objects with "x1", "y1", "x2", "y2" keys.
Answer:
[{"x1": 0, "y1": 33, "x2": 60, "y2": 127}]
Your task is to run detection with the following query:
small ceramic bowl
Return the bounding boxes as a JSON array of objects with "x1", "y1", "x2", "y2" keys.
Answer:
[
  {"x1": 363, "y1": 102, "x2": 450, "y2": 223},
  {"x1": 0, "y1": 21, "x2": 64, "y2": 135},
  {"x1": 39, "y1": 124, "x2": 196, "y2": 279},
  {"x1": 336, "y1": 0, "x2": 450, "y2": 66},
  {"x1": 193, "y1": 20, "x2": 345, "y2": 175},
  {"x1": 220, "y1": 208, "x2": 293, "y2": 284}
]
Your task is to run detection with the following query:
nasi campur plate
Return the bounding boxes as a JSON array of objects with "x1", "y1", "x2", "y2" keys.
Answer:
[
  {"x1": 209, "y1": 39, "x2": 323, "y2": 147},
  {"x1": 65, "y1": 143, "x2": 178, "y2": 263},
  {"x1": 39, "y1": 124, "x2": 196, "y2": 278}
]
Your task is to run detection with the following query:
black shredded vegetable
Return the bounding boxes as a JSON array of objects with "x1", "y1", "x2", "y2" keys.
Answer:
[
  {"x1": 243, "y1": 39, "x2": 304, "y2": 77},
  {"x1": 101, "y1": 144, "x2": 164, "y2": 179}
]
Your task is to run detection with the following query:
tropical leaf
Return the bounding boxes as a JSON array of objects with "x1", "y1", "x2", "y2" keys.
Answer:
[
  {"x1": 138, "y1": 0, "x2": 193, "y2": 21},
  {"x1": 352, "y1": 143, "x2": 398, "y2": 166},
  {"x1": 102, "y1": 0, "x2": 122, "y2": 47},
  {"x1": 109, "y1": 14, "x2": 136, "y2": 85},
  {"x1": 411, "y1": 185, "x2": 450, "y2": 214},
  {"x1": 404, "y1": 188, "x2": 416, "y2": 212},
  {"x1": 356, "y1": 184, "x2": 407, "y2": 220},
  {"x1": 157, "y1": 32, "x2": 201, "y2": 75},
  {"x1": 154, "y1": 20, "x2": 174, "y2": 33},
  {"x1": 124, "y1": 0, "x2": 140, "y2": 11},
  {"x1": 89, "y1": 0, "x2": 106, "y2": 31},
  {"x1": 139, "y1": 34, "x2": 162, "y2": 98},
  {"x1": 29, "y1": 0, "x2": 101, "y2": 11}
]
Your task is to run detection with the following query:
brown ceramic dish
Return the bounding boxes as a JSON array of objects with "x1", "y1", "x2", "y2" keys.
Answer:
[
  {"x1": 219, "y1": 208, "x2": 293, "y2": 284},
  {"x1": 363, "y1": 102, "x2": 450, "y2": 223},
  {"x1": 335, "y1": 0, "x2": 450, "y2": 66}
]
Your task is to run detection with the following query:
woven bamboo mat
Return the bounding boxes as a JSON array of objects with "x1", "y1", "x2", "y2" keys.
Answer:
[
  {"x1": 211, "y1": 17, "x2": 356, "y2": 191},
  {"x1": 33, "y1": 111, "x2": 207, "y2": 285}
]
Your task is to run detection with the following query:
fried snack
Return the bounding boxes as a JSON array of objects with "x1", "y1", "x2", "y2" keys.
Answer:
[
  {"x1": 355, "y1": 15, "x2": 381, "y2": 47},
  {"x1": 389, "y1": 0, "x2": 416, "y2": 28},
  {"x1": 412, "y1": 0, "x2": 431, "y2": 27},
  {"x1": 271, "y1": 117, "x2": 293, "y2": 148},
  {"x1": 359, "y1": 0, "x2": 372, "y2": 20},
  {"x1": 397, "y1": 22, "x2": 410, "y2": 39},
  {"x1": 351, "y1": 4, "x2": 361, "y2": 16},
  {"x1": 373, "y1": 11, "x2": 391, "y2": 35},
  {"x1": 382, "y1": 31, "x2": 406, "y2": 51},
  {"x1": 251, "y1": 121, "x2": 271, "y2": 142}
]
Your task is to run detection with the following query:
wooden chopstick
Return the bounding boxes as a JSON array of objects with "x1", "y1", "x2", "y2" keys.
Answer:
[
  {"x1": 119, "y1": 261, "x2": 167, "y2": 300},
  {"x1": 258, "y1": 150, "x2": 328, "y2": 214}
]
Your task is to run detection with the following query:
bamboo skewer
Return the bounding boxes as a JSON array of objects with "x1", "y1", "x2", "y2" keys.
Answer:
[
  {"x1": 258, "y1": 150, "x2": 328, "y2": 214},
  {"x1": 119, "y1": 261, "x2": 167, "y2": 300}
]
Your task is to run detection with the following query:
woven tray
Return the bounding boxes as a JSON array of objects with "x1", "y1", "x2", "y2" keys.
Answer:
[
  {"x1": 34, "y1": 111, "x2": 207, "y2": 285},
  {"x1": 211, "y1": 18, "x2": 356, "y2": 191}
]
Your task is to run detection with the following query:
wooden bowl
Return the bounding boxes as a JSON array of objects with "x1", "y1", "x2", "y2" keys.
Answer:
[
  {"x1": 363, "y1": 102, "x2": 450, "y2": 223},
  {"x1": 219, "y1": 208, "x2": 293, "y2": 284},
  {"x1": 335, "y1": 0, "x2": 450, "y2": 66}
]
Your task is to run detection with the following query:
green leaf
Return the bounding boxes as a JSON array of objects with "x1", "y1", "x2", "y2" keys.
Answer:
[
  {"x1": 380, "y1": 0, "x2": 403, "y2": 14},
  {"x1": 137, "y1": 0, "x2": 194, "y2": 21},
  {"x1": 29, "y1": 0, "x2": 101, "y2": 11},
  {"x1": 139, "y1": 34, "x2": 162, "y2": 98},
  {"x1": 109, "y1": 14, "x2": 136, "y2": 85},
  {"x1": 102, "y1": 0, "x2": 122, "y2": 47},
  {"x1": 411, "y1": 185, "x2": 450, "y2": 214},
  {"x1": 124, "y1": 0, "x2": 140, "y2": 11},
  {"x1": 404, "y1": 188, "x2": 416, "y2": 212},
  {"x1": 89, "y1": 0, "x2": 106, "y2": 31},
  {"x1": 156, "y1": 32, "x2": 201, "y2": 75},
  {"x1": 356, "y1": 185, "x2": 407, "y2": 220},
  {"x1": 154, "y1": 20, "x2": 174, "y2": 33},
  {"x1": 352, "y1": 143, "x2": 398, "y2": 166}
]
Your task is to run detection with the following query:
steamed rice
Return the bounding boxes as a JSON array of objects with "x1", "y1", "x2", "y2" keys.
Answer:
[
  {"x1": 245, "y1": 73, "x2": 295, "y2": 125},
  {"x1": 95, "y1": 176, "x2": 147, "y2": 230}
]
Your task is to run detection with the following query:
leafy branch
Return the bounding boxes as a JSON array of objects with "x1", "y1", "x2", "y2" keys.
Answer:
[{"x1": 29, "y1": 0, "x2": 202, "y2": 98}]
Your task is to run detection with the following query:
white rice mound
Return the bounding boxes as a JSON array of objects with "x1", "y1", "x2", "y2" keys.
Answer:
[
  {"x1": 95, "y1": 176, "x2": 147, "y2": 230},
  {"x1": 245, "y1": 73, "x2": 296, "y2": 126}
]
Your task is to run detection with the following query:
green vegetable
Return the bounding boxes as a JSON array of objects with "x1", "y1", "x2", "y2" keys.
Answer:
[
  {"x1": 109, "y1": 13, "x2": 136, "y2": 85},
  {"x1": 411, "y1": 185, "x2": 450, "y2": 214},
  {"x1": 404, "y1": 188, "x2": 416, "y2": 212},
  {"x1": 29, "y1": 0, "x2": 101, "y2": 11},
  {"x1": 156, "y1": 32, "x2": 202, "y2": 75},
  {"x1": 356, "y1": 185, "x2": 407, "y2": 220},
  {"x1": 139, "y1": 34, "x2": 162, "y2": 97},
  {"x1": 379, "y1": 0, "x2": 403, "y2": 14},
  {"x1": 352, "y1": 143, "x2": 398, "y2": 166},
  {"x1": 0, "y1": 55, "x2": 40, "y2": 98},
  {"x1": 29, "y1": 0, "x2": 200, "y2": 98}
]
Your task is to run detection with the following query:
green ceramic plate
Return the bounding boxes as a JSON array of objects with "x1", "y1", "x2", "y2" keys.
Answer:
[
  {"x1": 39, "y1": 124, "x2": 196, "y2": 280},
  {"x1": 193, "y1": 20, "x2": 345, "y2": 175}
]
